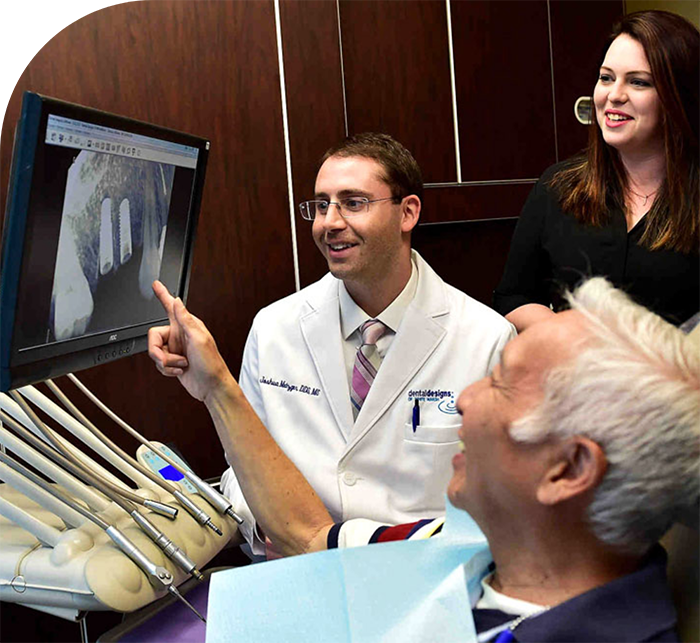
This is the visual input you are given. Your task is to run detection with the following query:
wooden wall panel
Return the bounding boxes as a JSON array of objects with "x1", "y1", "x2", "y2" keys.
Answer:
[
  {"x1": 452, "y1": 0, "x2": 555, "y2": 181},
  {"x1": 421, "y1": 182, "x2": 533, "y2": 224},
  {"x1": 413, "y1": 219, "x2": 518, "y2": 306},
  {"x1": 0, "y1": 1, "x2": 293, "y2": 477},
  {"x1": 280, "y1": 0, "x2": 347, "y2": 288},
  {"x1": 550, "y1": 0, "x2": 625, "y2": 159},
  {"x1": 339, "y1": 0, "x2": 456, "y2": 183}
]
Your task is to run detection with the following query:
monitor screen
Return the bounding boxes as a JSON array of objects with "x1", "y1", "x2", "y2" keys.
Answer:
[{"x1": 0, "y1": 92, "x2": 209, "y2": 391}]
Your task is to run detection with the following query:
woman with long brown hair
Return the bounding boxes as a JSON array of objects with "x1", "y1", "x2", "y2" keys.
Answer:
[{"x1": 494, "y1": 10, "x2": 699, "y2": 331}]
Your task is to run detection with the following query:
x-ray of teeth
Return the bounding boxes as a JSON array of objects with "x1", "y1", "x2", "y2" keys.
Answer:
[{"x1": 50, "y1": 151, "x2": 175, "y2": 342}]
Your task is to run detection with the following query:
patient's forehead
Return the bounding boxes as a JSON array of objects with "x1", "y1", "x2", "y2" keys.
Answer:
[{"x1": 502, "y1": 311, "x2": 591, "y2": 385}]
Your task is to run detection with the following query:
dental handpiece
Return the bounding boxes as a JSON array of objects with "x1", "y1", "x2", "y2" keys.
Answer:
[
  {"x1": 0, "y1": 446, "x2": 204, "y2": 620},
  {"x1": 67, "y1": 373, "x2": 243, "y2": 526},
  {"x1": 51, "y1": 378, "x2": 230, "y2": 533},
  {"x1": 10, "y1": 389, "x2": 177, "y2": 518},
  {"x1": 106, "y1": 527, "x2": 206, "y2": 623},
  {"x1": 0, "y1": 411, "x2": 203, "y2": 580}
]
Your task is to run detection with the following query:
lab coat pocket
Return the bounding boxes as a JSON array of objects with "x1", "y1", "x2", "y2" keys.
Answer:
[
  {"x1": 395, "y1": 422, "x2": 461, "y2": 516},
  {"x1": 403, "y1": 421, "x2": 461, "y2": 445}
]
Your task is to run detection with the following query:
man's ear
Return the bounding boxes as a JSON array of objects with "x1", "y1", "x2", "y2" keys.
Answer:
[
  {"x1": 537, "y1": 437, "x2": 607, "y2": 506},
  {"x1": 400, "y1": 195, "x2": 421, "y2": 233}
]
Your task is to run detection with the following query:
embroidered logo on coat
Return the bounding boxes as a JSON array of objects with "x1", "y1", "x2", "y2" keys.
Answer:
[
  {"x1": 407, "y1": 389, "x2": 457, "y2": 414},
  {"x1": 437, "y1": 398, "x2": 459, "y2": 415}
]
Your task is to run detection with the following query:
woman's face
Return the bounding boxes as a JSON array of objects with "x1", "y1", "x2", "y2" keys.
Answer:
[{"x1": 593, "y1": 34, "x2": 663, "y2": 157}]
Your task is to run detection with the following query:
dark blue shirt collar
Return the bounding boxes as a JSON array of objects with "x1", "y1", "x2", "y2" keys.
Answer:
[{"x1": 475, "y1": 545, "x2": 678, "y2": 642}]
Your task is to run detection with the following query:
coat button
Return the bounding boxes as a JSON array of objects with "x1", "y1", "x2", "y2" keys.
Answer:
[{"x1": 342, "y1": 471, "x2": 357, "y2": 486}]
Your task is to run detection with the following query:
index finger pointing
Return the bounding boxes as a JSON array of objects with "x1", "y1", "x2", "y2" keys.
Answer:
[
  {"x1": 153, "y1": 280, "x2": 176, "y2": 322},
  {"x1": 152, "y1": 280, "x2": 184, "y2": 355}
]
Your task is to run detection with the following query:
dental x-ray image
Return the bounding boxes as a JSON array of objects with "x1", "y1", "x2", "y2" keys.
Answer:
[{"x1": 50, "y1": 151, "x2": 175, "y2": 342}]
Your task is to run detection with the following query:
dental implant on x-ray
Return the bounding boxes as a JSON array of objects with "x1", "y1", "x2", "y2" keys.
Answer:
[
  {"x1": 119, "y1": 198, "x2": 132, "y2": 264},
  {"x1": 100, "y1": 197, "x2": 114, "y2": 275}
]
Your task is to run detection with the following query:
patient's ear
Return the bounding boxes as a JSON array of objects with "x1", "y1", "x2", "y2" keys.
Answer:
[{"x1": 537, "y1": 437, "x2": 607, "y2": 505}]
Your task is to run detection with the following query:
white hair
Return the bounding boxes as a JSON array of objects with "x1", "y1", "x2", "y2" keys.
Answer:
[{"x1": 509, "y1": 277, "x2": 700, "y2": 555}]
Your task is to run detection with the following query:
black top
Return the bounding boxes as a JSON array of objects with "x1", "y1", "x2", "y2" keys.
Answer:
[{"x1": 493, "y1": 164, "x2": 700, "y2": 325}]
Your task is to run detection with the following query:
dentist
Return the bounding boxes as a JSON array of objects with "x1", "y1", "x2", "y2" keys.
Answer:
[{"x1": 158, "y1": 133, "x2": 514, "y2": 557}]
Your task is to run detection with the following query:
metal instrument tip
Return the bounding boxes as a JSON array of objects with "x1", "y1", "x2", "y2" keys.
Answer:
[
  {"x1": 167, "y1": 585, "x2": 207, "y2": 623},
  {"x1": 206, "y1": 520, "x2": 223, "y2": 536},
  {"x1": 225, "y1": 507, "x2": 245, "y2": 525}
]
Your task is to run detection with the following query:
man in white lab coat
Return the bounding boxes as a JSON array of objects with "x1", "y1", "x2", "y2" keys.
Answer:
[{"x1": 163, "y1": 133, "x2": 514, "y2": 556}]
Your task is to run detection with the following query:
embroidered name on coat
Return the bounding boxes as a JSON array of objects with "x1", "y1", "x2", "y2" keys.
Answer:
[{"x1": 259, "y1": 376, "x2": 320, "y2": 397}]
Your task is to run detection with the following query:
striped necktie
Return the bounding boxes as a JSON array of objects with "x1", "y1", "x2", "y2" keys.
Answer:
[{"x1": 351, "y1": 319, "x2": 387, "y2": 415}]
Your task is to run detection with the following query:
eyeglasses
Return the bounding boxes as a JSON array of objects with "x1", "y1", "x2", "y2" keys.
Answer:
[{"x1": 299, "y1": 196, "x2": 398, "y2": 221}]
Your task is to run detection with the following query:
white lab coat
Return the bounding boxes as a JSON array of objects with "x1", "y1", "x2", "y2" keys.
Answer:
[{"x1": 221, "y1": 251, "x2": 514, "y2": 553}]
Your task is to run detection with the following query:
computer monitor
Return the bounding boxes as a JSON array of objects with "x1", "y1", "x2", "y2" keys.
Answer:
[{"x1": 0, "y1": 92, "x2": 209, "y2": 391}]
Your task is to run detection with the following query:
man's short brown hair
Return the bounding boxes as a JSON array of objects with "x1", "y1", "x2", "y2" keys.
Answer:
[{"x1": 320, "y1": 133, "x2": 423, "y2": 201}]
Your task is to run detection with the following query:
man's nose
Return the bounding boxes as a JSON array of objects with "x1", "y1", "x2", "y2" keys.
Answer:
[{"x1": 323, "y1": 203, "x2": 347, "y2": 229}]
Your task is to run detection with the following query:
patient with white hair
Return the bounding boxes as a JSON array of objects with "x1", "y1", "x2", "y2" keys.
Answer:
[{"x1": 149, "y1": 277, "x2": 699, "y2": 642}]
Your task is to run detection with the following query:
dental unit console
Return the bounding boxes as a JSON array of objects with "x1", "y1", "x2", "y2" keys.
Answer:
[{"x1": 0, "y1": 94, "x2": 234, "y2": 623}]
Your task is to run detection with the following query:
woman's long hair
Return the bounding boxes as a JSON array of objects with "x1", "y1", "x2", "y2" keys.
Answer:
[{"x1": 550, "y1": 10, "x2": 699, "y2": 253}]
